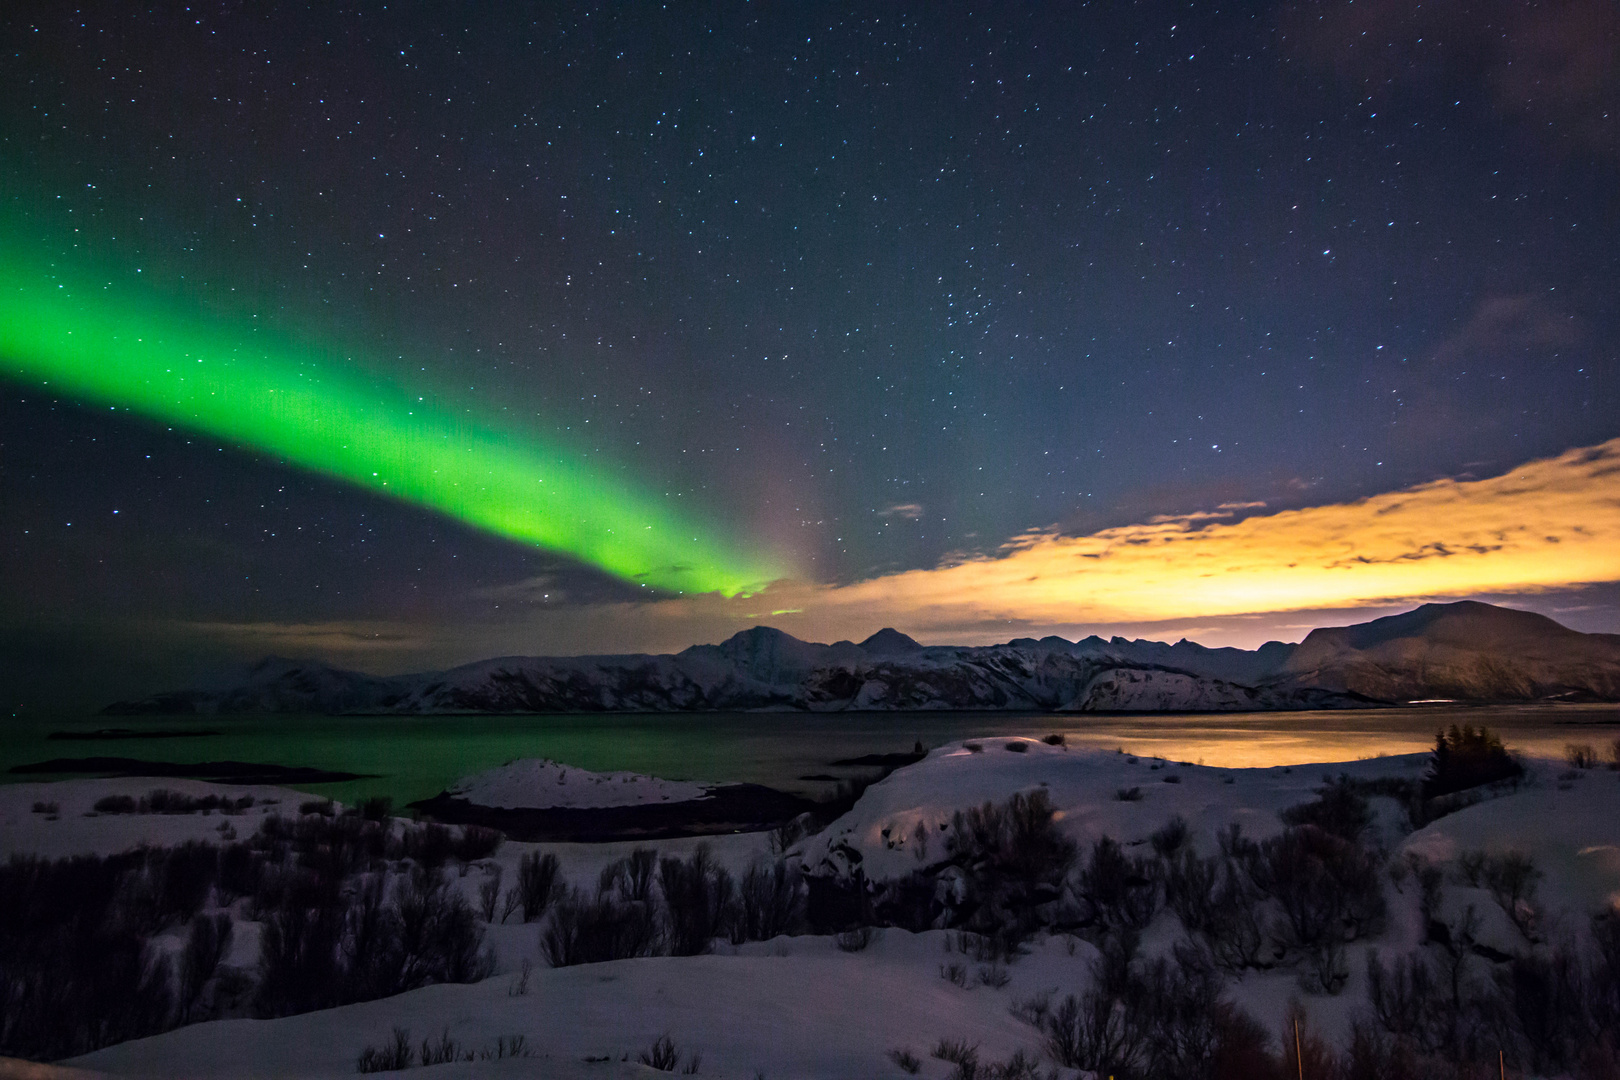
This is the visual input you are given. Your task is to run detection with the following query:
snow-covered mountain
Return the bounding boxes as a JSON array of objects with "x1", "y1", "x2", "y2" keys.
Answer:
[
  {"x1": 1278, "y1": 600, "x2": 1620, "y2": 702},
  {"x1": 102, "y1": 602, "x2": 1620, "y2": 715}
]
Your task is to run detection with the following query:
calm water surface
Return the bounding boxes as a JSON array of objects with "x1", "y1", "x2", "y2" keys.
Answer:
[{"x1": 4, "y1": 704, "x2": 1618, "y2": 806}]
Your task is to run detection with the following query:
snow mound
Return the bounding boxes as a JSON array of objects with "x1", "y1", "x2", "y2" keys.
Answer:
[
  {"x1": 795, "y1": 737, "x2": 1432, "y2": 883},
  {"x1": 447, "y1": 759, "x2": 710, "y2": 810}
]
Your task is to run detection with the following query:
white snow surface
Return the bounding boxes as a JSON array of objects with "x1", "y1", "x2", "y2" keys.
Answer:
[
  {"x1": 0, "y1": 777, "x2": 314, "y2": 859},
  {"x1": 7, "y1": 740, "x2": 1618, "y2": 1078},
  {"x1": 793, "y1": 737, "x2": 1432, "y2": 883},
  {"x1": 448, "y1": 759, "x2": 711, "y2": 809}
]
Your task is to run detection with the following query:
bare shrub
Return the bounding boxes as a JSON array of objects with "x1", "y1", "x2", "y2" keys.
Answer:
[
  {"x1": 976, "y1": 963, "x2": 1010, "y2": 988},
  {"x1": 1114, "y1": 786, "x2": 1143, "y2": 802},
  {"x1": 1280, "y1": 774, "x2": 1373, "y2": 841},
  {"x1": 888, "y1": 1047, "x2": 922, "y2": 1073},
  {"x1": 179, "y1": 912, "x2": 233, "y2": 1018},
  {"x1": 659, "y1": 845, "x2": 736, "y2": 956},
  {"x1": 540, "y1": 887, "x2": 659, "y2": 967},
  {"x1": 93, "y1": 794, "x2": 137, "y2": 814},
  {"x1": 1566, "y1": 743, "x2": 1600, "y2": 769},
  {"x1": 639, "y1": 1033, "x2": 681, "y2": 1071},
  {"x1": 1041, "y1": 732, "x2": 1066, "y2": 747},
  {"x1": 1076, "y1": 835, "x2": 1158, "y2": 931},
  {"x1": 1366, "y1": 949, "x2": 1448, "y2": 1054},
  {"x1": 516, "y1": 851, "x2": 560, "y2": 922},
  {"x1": 1499, "y1": 946, "x2": 1589, "y2": 1075},
  {"x1": 356, "y1": 1027, "x2": 414, "y2": 1072},
  {"x1": 736, "y1": 859, "x2": 804, "y2": 941},
  {"x1": 356, "y1": 796, "x2": 393, "y2": 821},
  {"x1": 400, "y1": 823, "x2": 454, "y2": 869},
  {"x1": 0, "y1": 850, "x2": 176, "y2": 1058},
  {"x1": 453, "y1": 824, "x2": 503, "y2": 863},
  {"x1": 1040, "y1": 990, "x2": 1137, "y2": 1076},
  {"x1": 1150, "y1": 814, "x2": 1190, "y2": 859},
  {"x1": 420, "y1": 1028, "x2": 460, "y2": 1065},
  {"x1": 390, "y1": 868, "x2": 491, "y2": 988},
  {"x1": 478, "y1": 865, "x2": 503, "y2": 922},
  {"x1": 1257, "y1": 826, "x2": 1385, "y2": 950},
  {"x1": 1480, "y1": 850, "x2": 1541, "y2": 940},
  {"x1": 932, "y1": 1037, "x2": 979, "y2": 1066}
]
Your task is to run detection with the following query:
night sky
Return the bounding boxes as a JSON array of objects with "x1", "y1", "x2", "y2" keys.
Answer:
[{"x1": 2, "y1": 2, "x2": 1617, "y2": 709}]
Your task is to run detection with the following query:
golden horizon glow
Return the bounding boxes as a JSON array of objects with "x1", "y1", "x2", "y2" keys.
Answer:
[{"x1": 747, "y1": 438, "x2": 1620, "y2": 633}]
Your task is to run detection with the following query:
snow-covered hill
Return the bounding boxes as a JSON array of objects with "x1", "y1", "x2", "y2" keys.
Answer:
[{"x1": 16, "y1": 743, "x2": 1618, "y2": 1079}]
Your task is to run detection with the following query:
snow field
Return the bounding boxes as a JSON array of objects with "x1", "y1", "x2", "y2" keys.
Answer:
[{"x1": 1, "y1": 739, "x2": 1614, "y2": 1076}]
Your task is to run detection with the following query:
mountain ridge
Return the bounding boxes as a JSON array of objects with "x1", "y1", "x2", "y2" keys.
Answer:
[{"x1": 102, "y1": 602, "x2": 1620, "y2": 715}]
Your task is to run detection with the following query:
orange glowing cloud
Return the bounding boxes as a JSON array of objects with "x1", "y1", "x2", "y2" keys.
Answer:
[{"x1": 755, "y1": 438, "x2": 1620, "y2": 633}]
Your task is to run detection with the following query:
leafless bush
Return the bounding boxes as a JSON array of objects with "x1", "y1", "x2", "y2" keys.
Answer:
[
  {"x1": 540, "y1": 887, "x2": 659, "y2": 967},
  {"x1": 1566, "y1": 743, "x2": 1600, "y2": 769},
  {"x1": 1499, "y1": 945, "x2": 1591, "y2": 1075},
  {"x1": 888, "y1": 1047, "x2": 922, "y2": 1073},
  {"x1": 516, "y1": 851, "x2": 560, "y2": 922},
  {"x1": 478, "y1": 866, "x2": 503, "y2": 922},
  {"x1": 638, "y1": 1033, "x2": 681, "y2": 1071},
  {"x1": 1255, "y1": 826, "x2": 1384, "y2": 951},
  {"x1": 736, "y1": 859, "x2": 804, "y2": 941},
  {"x1": 1076, "y1": 835, "x2": 1158, "y2": 931},
  {"x1": 932, "y1": 1037, "x2": 979, "y2": 1067},
  {"x1": 1280, "y1": 774, "x2": 1373, "y2": 841},
  {"x1": 420, "y1": 1028, "x2": 460, "y2": 1065},
  {"x1": 400, "y1": 823, "x2": 454, "y2": 869},
  {"x1": 1479, "y1": 850, "x2": 1541, "y2": 940},
  {"x1": 659, "y1": 845, "x2": 735, "y2": 956},
  {"x1": 356, "y1": 796, "x2": 393, "y2": 821},
  {"x1": 1114, "y1": 786, "x2": 1143, "y2": 802},
  {"x1": 499, "y1": 886, "x2": 522, "y2": 924},
  {"x1": 1150, "y1": 814, "x2": 1190, "y2": 859},
  {"x1": 453, "y1": 824, "x2": 503, "y2": 863},
  {"x1": 356, "y1": 1027, "x2": 414, "y2": 1072},
  {"x1": 1040, "y1": 990, "x2": 1136, "y2": 1076},
  {"x1": 179, "y1": 912, "x2": 233, "y2": 1018}
]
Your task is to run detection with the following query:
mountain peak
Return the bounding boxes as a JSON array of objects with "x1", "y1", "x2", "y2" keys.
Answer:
[{"x1": 859, "y1": 627, "x2": 924, "y2": 655}]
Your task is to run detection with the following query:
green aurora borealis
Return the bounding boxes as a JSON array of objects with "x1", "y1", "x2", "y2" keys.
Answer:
[{"x1": 0, "y1": 256, "x2": 785, "y2": 597}]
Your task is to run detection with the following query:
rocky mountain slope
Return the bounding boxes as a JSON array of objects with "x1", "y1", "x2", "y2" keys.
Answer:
[
  {"x1": 1278, "y1": 600, "x2": 1620, "y2": 702},
  {"x1": 103, "y1": 602, "x2": 1620, "y2": 715}
]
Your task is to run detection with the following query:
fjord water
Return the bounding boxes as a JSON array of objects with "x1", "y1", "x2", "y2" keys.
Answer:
[{"x1": 5, "y1": 704, "x2": 1619, "y2": 807}]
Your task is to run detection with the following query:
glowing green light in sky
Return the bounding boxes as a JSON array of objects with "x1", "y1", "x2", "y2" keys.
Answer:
[{"x1": 0, "y1": 256, "x2": 785, "y2": 596}]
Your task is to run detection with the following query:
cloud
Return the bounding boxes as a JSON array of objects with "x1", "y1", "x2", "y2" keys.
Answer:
[
  {"x1": 1280, "y1": 0, "x2": 1619, "y2": 159},
  {"x1": 178, "y1": 620, "x2": 433, "y2": 654},
  {"x1": 733, "y1": 437, "x2": 1620, "y2": 634},
  {"x1": 1432, "y1": 294, "x2": 1584, "y2": 368},
  {"x1": 877, "y1": 503, "x2": 926, "y2": 520}
]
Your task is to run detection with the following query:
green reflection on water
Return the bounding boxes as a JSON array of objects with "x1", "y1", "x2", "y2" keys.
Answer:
[{"x1": 4, "y1": 704, "x2": 1617, "y2": 807}]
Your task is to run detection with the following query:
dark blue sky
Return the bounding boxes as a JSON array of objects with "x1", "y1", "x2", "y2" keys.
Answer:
[{"x1": 2, "y1": 1, "x2": 1616, "y2": 704}]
